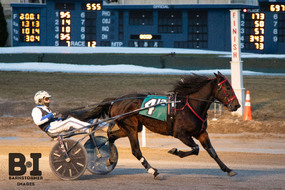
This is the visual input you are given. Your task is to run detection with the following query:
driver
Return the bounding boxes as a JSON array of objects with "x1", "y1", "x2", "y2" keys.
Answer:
[{"x1": 31, "y1": 90, "x2": 90, "y2": 136}]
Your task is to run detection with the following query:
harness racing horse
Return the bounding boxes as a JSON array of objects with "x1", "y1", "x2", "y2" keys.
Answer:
[{"x1": 69, "y1": 72, "x2": 240, "y2": 179}]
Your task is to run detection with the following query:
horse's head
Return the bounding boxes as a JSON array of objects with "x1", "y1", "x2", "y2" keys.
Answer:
[{"x1": 214, "y1": 72, "x2": 240, "y2": 112}]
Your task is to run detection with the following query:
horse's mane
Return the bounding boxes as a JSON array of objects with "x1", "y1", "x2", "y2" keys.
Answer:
[{"x1": 172, "y1": 74, "x2": 211, "y2": 95}]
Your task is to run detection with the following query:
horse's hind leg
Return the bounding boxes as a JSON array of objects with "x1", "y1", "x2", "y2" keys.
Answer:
[
  {"x1": 127, "y1": 128, "x2": 160, "y2": 179},
  {"x1": 106, "y1": 126, "x2": 127, "y2": 166},
  {"x1": 197, "y1": 131, "x2": 237, "y2": 177}
]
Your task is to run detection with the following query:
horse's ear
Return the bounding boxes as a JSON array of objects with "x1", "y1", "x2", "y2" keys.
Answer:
[
  {"x1": 218, "y1": 71, "x2": 222, "y2": 76},
  {"x1": 214, "y1": 72, "x2": 218, "y2": 77}
]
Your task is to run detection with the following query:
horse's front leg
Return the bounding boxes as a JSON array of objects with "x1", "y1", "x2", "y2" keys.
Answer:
[
  {"x1": 168, "y1": 136, "x2": 199, "y2": 158},
  {"x1": 127, "y1": 129, "x2": 161, "y2": 180},
  {"x1": 197, "y1": 131, "x2": 237, "y2": 177}
]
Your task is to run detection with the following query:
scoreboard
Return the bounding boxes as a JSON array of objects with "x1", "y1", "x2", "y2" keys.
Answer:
[
  {"x1": 240, "y1": 0, "x2": 285, "y2": 53},
  {"x1": 11, "y1": 0, "x2": 285, "y2": 54}
]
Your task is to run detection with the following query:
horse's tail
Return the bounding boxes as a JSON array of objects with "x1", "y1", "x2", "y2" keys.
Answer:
[
  {"x1": 64, "y1": 97, "x2": 116, "y2": 122},
  {"x1": 96, "y1": 97, "x2": 117, "y2": 118}
]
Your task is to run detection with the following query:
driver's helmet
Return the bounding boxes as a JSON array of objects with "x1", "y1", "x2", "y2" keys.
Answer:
[{"x1": 34, "y1": 90, "x2": 51, "y2": 105}]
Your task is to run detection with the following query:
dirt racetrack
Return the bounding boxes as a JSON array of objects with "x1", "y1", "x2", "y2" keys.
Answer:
[
  {"x1": 0, "y1": 72, "x2": 285, "y2": 189},
  {"x1": 0, "y1": 130, "x2": 285, "y2": 190}
]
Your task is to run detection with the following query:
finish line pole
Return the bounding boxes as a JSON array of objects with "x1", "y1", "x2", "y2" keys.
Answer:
[{"x1": 230, "y1": 10, "x2": 245, "y2": 116}]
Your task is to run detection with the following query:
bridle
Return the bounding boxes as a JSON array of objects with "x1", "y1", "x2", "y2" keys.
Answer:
[{"x1": 216, "y1": 78, "x2": 237, "y2": 106}]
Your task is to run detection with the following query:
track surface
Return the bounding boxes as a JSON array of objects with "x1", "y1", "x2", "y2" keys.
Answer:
[{"x1": 1, "y1": 134, "x2": 284, "y2": 190}]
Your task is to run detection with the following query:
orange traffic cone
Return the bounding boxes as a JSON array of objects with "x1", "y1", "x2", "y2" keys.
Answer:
[{"x1": 243, "y1": 90, "x2": 252, "y2": 121}]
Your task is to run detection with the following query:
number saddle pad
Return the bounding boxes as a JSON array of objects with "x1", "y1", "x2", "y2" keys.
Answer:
[{"x1": 139, "y1": 95, "x2": 168, "y2": 121}]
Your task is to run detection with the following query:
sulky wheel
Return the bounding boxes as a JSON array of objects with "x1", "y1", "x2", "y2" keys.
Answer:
[
  {"x1": 49, "y1": 139, "x2": 87, "y2": 180},
  {"x1": 84, "y1": 136, "x2": 118, "y2": 175}
]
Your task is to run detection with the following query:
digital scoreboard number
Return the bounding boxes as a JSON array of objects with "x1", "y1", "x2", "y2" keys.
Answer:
[
  {"x1": 81, "y1": 3, "x2": 102, "y2": 11},
  {"x1": 241, "y1": 10, "x2": 265, "y2": 51},
  {"x1": 19, "y1": 13, "x2": 41, "y2": 43},
  {"x1": 250, "y1": 13, "x2": 265, "y2": 50},
  {"x1": 261, "y1": 2, "x2": 285, "y2": 12},
  {"x1": 260, "y1": 2, "x2": 285, "y2": 46},
  {"x1": 53, "y1": 2, "x2": 102, "y2": 47},
  {"x1": 270, "y1": 4, "x2": 285, "y2": 12},
  {"x1": 58, "y1": 11, "x2": 71, "y2": 46}
]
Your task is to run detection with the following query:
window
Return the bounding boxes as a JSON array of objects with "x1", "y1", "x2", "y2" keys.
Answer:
[
  {"x1": 278, "y1": 13, "x2": 285, "y2": 42},
  {"x1": 85, "y1": 12, "x2": 97, "y2": 41},
  {"x1": 175, "y1": 10, "x2": 208, "y2": 49},
  {"x1": 118, "y1": 11, "x2": 124, "y2": 40},
  {"x1": 158, "y1": 10, "x2": 182, "y2": 33},
  {"x1": 187, "y1": 11, "x2": 208, "y2": 48},
  {"x1": 129, "y1": 10, "x2": 153, "y2": 25}
]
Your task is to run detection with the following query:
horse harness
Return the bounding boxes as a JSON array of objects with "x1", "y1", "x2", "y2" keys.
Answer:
[
  {"x1": 167, "y1": 94, "x2": 208, "y2": 136},
  {"x1": 167, "y1": 77, "x2": 232, "y2": 136}
]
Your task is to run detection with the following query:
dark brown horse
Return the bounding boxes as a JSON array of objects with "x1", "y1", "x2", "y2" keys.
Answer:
[{"x1": 70, "y1": 72, "x2": 240, "y2": 179}]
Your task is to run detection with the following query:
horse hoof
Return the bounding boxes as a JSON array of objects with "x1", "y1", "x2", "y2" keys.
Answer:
[
  {"x1": 154, "y1": 174, "x2": 163, "y2": 180},
  {"x1": 228, "y1": 170, "x2": 237, "y2": 177},
  {"x1": 168, "y1": 148, "x2": 178, "y2": 155}
]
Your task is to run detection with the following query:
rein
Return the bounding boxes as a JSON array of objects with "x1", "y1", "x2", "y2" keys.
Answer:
[
  {"x1": 66, "y1": 94, "x2": 222, "y2": 114},
  {"x1": 65, "y1": 96, "x2": 147, "y2": 112},
  {"x1": 176, "y1": 95, "x2": 222, "y2": 104}
]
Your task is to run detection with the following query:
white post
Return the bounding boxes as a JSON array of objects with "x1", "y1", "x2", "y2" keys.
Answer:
[
  {"x1": 141, "y1": 125, "x2": 146, "y2": 147},
  {"x1": 230, "y1": 10, "x2": 245, "y2": 116},
  {"x1": 212, "y1": 103, "x2": 217, "y2": 121}
]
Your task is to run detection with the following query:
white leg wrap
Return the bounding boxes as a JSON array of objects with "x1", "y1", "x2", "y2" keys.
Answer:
[
  {"x1": 148, "y1": 168, "x2": 155, "y2": 175},
  {"x1": 140, "y1": 157, "x2": 145, "y2": 163}
]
